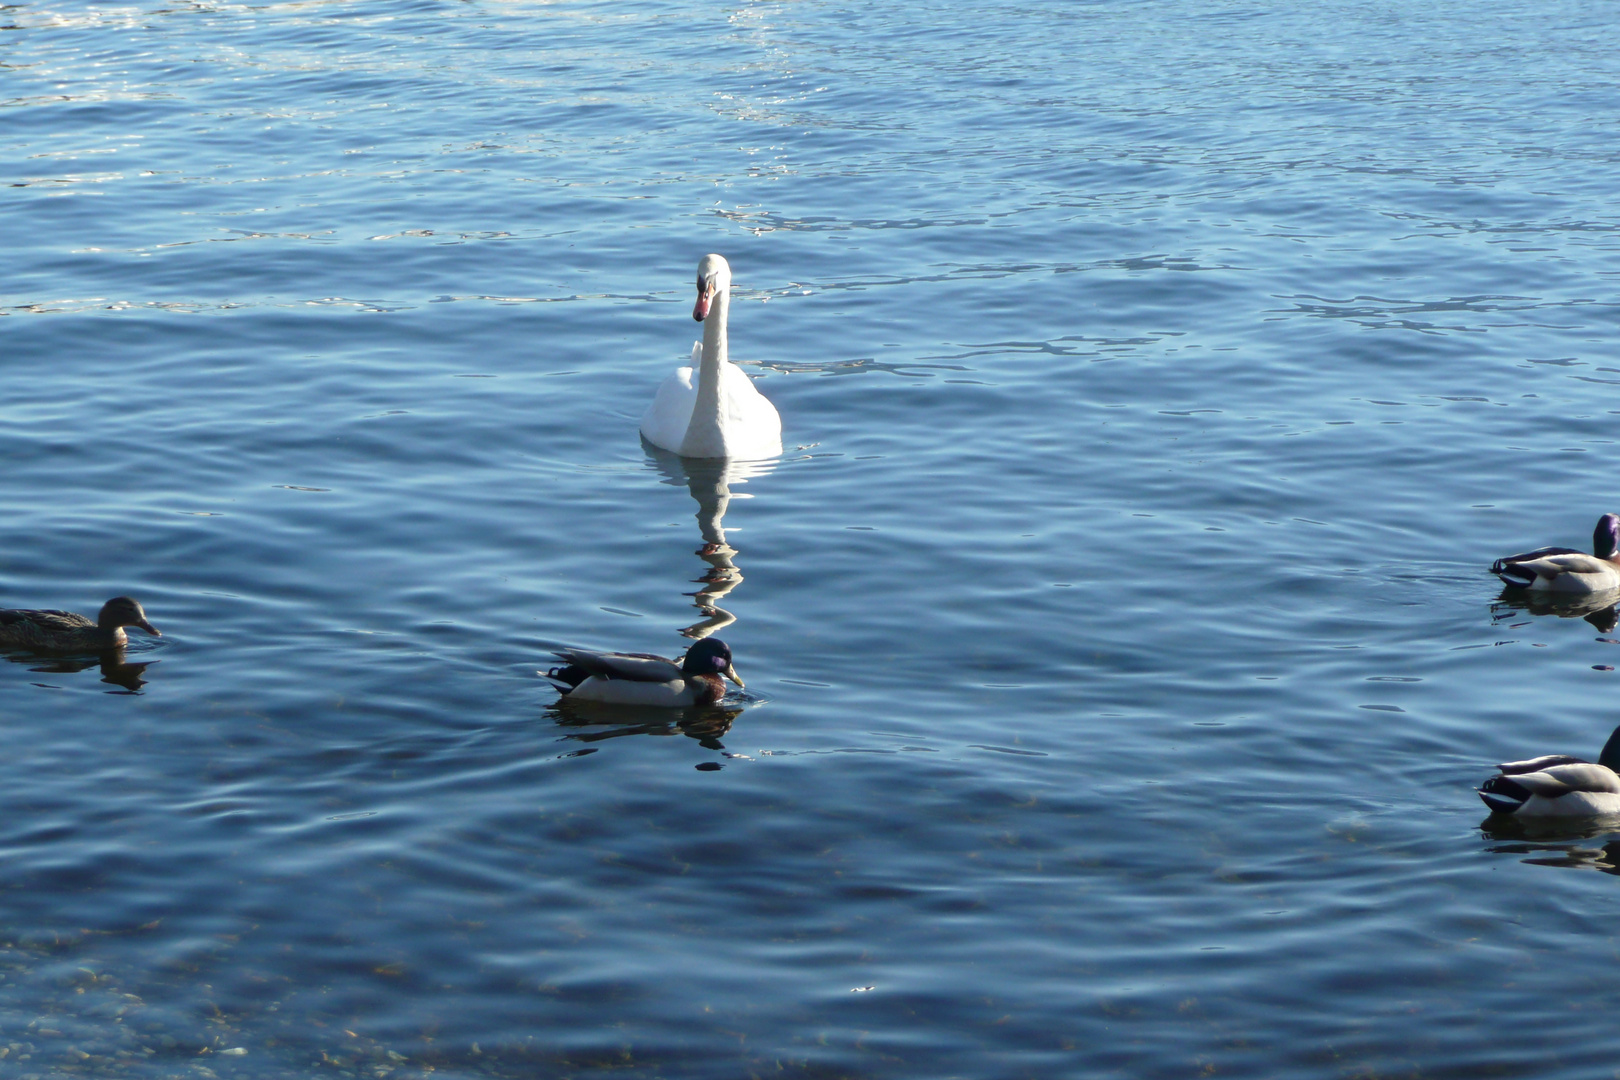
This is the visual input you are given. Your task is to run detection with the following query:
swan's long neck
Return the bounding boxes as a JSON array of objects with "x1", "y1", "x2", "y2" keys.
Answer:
[{"x1": 680, "y1": 285, "x2": 730, "y2": 457}]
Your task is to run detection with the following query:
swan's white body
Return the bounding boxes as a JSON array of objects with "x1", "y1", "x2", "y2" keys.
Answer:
[{"x1": 639, "y1": 254, "x2": 782, "y2": 460}]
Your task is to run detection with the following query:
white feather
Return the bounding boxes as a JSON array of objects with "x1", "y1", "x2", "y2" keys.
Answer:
[{"x1": 639, "y1": 254, "x2": 783, "y2": 460}]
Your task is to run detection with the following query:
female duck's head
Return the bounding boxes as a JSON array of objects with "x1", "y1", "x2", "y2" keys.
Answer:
[
  {"x1": 682, "y1": 636, "x2": 743, "y2": 688},
  {"x1": 98, "y1": 596, "x2": 160, "y2": 637},
  {"x1": 693, "y1": 253, "x2": 732, "y2": 322}
]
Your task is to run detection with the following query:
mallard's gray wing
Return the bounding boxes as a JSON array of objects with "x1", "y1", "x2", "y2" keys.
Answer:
[
  {"x1": 1500, "y1": 754, "x2": 1589, "y2": 774},
  {"x1": 552, "y1": 649, "x2": 682, "y2": 683},
  {"x1": 0, "y1": 608, "x2": 93, "y2": 632},
  {"x1": 1532, "y1": 553, "x2": 1613, "y2": 574},
  {"x1": 1505, "y1": 762, "x2": 1620, "y2": 798},
  {"x1": 1492, "y1": 545, "x2": 1583, "y2": 573},
  {"x1": 1497, "y1": 552, "x2": 1616, "y2": 586}
]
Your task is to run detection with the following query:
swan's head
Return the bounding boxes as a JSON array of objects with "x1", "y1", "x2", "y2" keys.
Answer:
[{"x1": 693, "y1": 253, "x2": 731, "y2": 322}]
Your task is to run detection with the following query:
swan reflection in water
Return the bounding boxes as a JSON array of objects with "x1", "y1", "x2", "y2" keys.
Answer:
[
  {"x1": 644, "y1": 446, "x2": 777, "y2": 641},
  {"x1": 1, "y1": 647, "x2": 156, "y2": 692},
  {"x1": 1491, "y1": 588, "x2": 1620, "y2": 634}
]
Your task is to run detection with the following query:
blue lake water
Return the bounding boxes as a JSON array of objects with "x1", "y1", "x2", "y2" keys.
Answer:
[{"x1": 6, "y1": 0, "x2": 1620, "y2": 1075}]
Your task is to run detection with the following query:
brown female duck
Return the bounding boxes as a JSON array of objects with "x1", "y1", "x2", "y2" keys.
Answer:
[{"x1": 0, "y1": 596, "x2": 161, "y2": 651}]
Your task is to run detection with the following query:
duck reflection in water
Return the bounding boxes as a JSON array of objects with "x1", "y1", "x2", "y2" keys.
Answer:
[
  {"x1": 643, "y1": 447, "x2": 776, "y2": 640},
  {"x1": 547, "y1": 648, "x2": 744, "y2": 748},
  {"x1": 1484, "y1": 819, "x2": 1620, "y2": 875},
  {"x1": 2, "y1": 647, "x2": 156, "y2": 692},
  {"x1": 551, "y1": 699, "x2": 743, "y2": 751},
  {"x1": 1490, "y1": 589, "x2": 1620, "y2": 634}
]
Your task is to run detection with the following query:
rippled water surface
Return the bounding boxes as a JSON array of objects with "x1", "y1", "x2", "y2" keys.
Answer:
[{"x1": 6, "y1": 0, "x2": 1620, "y2": 1075}]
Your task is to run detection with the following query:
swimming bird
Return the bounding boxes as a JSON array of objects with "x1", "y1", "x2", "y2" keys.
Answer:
[
  {"x1": 0, "y1": 596, "x2": 161, "y2": 652},
  {"x1": 1491, "y1": 513, "x2": 1620, "y2": 593},
  {"x1": 544, "y1": 638, "x2": 744, "y2": 707},
  {"x1": 1479, "y1": 724, "x2": 1620, "y2": 817},
  {"x1": 639, "y1": 254, "x2": 783, "y2": 460}
]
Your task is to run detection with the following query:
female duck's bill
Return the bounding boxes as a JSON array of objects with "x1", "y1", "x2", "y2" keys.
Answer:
[
  {"x1": 544, "y1": 638, "x2": 744, "y2": 708},
  {"x1": 1479, "y1": 723, "x2": 1620, "y2": 817}
]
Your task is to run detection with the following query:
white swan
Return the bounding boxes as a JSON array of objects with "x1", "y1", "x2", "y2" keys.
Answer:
[{"x1": 639, "y1": 254, "x2": 783, "y2": 459}]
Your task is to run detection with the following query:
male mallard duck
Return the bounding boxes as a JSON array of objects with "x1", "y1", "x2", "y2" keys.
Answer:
[
  {"x1": 544, "y1": 638, "x2": 743, "y2": 707},
  {"x1": 1492, "y1": 513, "x2": 1620, "y2": 593},
  {"x1": 0, "y1": 596, "x2": 160, "y2": 651},
  {"x1": 639, "y1": 254, "x2": 784, "y2": 460},
  {"x1": 1479, "y1": 724, "x2": 1620, "y2": 817}
]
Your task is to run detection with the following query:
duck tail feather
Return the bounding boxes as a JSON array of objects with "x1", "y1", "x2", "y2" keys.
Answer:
[
  {"x1": 1479, "y1": 775, "x2": 1531, "y2": 814},
  {"x1": 544, "y1": 663, "x2": 588, "y2": 691},
  {"x1": 1494, "y1": 562, "x2": 1538, "y2": 588}
]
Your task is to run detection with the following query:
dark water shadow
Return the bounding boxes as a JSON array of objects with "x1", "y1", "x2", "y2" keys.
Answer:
[
  {"x1": 1, "y1": 646, "x2": 156, "y2": 693},
  {"x1": 1490, "y1": 588, "x2": 1620, "y2": 633}
]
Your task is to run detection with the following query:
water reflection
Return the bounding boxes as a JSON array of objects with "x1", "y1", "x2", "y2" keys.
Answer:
[
  {"x1": 1483, "y1": 816, "x2": 1620, "y2": 873},
  {"x1": 1491, "y1": 589, "x2": 1620, "y2": 634},
  {"x1": 542, "y1": 451, "x2": 770, "y2": 755},
  {"x1": 552, "y1": 701, "x2": 743, "y2": 750},
  {"x1": 1, "y1": 647, "x2": 155, "y2": 692},
  {"x1": 643, "y1": 445, "x2": 777, "y2": 641}
]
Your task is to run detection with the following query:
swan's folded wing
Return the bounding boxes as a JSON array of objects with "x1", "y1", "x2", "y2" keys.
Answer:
[
  {"x1": 552, "y1": 649, "x2": 682, "y2": 683},
  {"x1": 716, "y1": 360, "x2": 783, "y2": 457},
  {"x1": 1507, "y1": 763, "x2": 1620, "y2": 797},
  {"x1": 639, "y1": 364, "x2": 697, "y2": 453}
]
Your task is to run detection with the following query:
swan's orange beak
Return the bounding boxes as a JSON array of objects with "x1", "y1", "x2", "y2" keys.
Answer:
[{"x1": 693, "y1": 282, "x2": 713, "y2": 322}]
